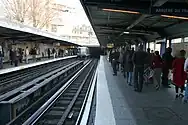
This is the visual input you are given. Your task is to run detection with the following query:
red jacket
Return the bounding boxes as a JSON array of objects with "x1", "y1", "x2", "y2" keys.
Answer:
[
  {"x1": 152, "y1": 55, "x2": 163, "y2": 69},
  {"x1": 172, "y1": 58, "x2": 187, "y2": 86}
]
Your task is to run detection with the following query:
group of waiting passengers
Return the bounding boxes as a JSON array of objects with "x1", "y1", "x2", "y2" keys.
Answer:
[{"x1": 109, "y1": 44, "x2": 188, "y2": 103}]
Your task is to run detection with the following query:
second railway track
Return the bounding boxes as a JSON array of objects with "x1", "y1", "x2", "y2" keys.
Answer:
[{"x1": 0, "y1": 57, "x2": 77, "y2": 95}]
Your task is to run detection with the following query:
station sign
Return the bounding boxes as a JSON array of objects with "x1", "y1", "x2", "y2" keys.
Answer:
[{"x1": 151, "y1": 7, "x2": 188, "y2": 17}]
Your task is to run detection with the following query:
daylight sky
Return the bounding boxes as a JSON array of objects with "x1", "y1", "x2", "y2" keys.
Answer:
[{"x1": 56, "y1": 0, "x2": 90, "y2": 26}]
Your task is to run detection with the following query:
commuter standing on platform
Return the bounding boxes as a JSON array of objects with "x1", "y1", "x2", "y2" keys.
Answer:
[
  {"x1": 52, "y1": 48, "x2": 56, "y2": 58},
  {"x1": 25, "y1": 46, "x2": 29, "y2": 64},
  {"x1": 152, "y1": 51, "x2": 163, "y2": 90},
  {"x1": 18, "y1": 48, "x2": 23, "y2": 63},
  {"x1": 0, "y1": 51, "x2": 3, "y2": 69},
  {"x1": 9, "y1": 48, "x2": 13, "y2": 65},
  {"x1": 132, "y1": 45, "x2": 148, "y2": 92},
  {"x1": 124, "y1": 48, "x2": 131, "y2": 83},
  {"x1": 172, "y1": 50, "x2": 186, "y2": 99},
  {"x1": 127, "y1": 47, "x2": 134, "y2": 86},
  {"x1": 123, "y1": 46, "x2": 129, "y2": 78},
  {"x1": 116, "y1": 48, "x2": 120, "y2": 71},
  {"x1": 13, "y1": 48, "x2": 18, "y2": 67},
  {"x1": 109, "y1": 50, "x2": 113, "y2": 63},
  {"x1": 184, "y1": 57, "x2": 188, "y2": 103},
  {"x1": 111, "y1": 48, "x2": 119, "y2": 76},
  {"x1": 162, "y1": 47, "x2": 174, "y2": 88},
  {"x1": 47, "y1": 48, "x2": 51, "y2": 59},
  {"x1": 119, "y1": 48, "x2": 124, "y2": 72}
]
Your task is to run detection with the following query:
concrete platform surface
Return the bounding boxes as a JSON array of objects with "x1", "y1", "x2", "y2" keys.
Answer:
[
  {"x1": 96, "y1": 56, "x2": 188, "y2": 125},
  {"x1": 0, "y1": 56, "x2": 77, "y2": 75}
]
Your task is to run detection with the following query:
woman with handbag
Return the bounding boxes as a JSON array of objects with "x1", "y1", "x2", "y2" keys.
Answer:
[
  {"x1": 152, "y1": 51, "x2": 163, "y2": 90},
  {"x1": 172, "y1": 50, "x2": 187, "y2": 99}
]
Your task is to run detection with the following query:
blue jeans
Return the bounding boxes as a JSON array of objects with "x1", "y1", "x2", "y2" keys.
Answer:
[{"x1": 128, "y1": 72, "x2": 133, "y2": 85}]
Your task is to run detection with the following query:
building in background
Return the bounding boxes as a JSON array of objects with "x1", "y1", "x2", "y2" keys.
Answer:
[{"x1": 0, "y1": 0, "x2": 99, "y2": 46}]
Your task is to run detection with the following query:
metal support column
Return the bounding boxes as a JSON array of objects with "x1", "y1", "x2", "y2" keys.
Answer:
[
  {"x1": 160, "y1": 38, "x2": 167, "y2": 56},
  {"x1": 154, "y1": 41, "x2": 156, "y2": 51},
  {"x1": 169, "y1": 38, "x2": 172, "y2": 47},
  {"x1": 143, "y1": 42, "x2": 147, "y2": 51}
]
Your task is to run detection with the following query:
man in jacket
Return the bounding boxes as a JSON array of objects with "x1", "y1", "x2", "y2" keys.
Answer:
[
  {"x1": 162, "y1": 47, "x2": 174, "y2": 88},
  {"x1": 132, "y1": 45, "x2": 148, "y2": 92},
  {"x1": 111, "y1": 49, "x2": 119, "y2": 76}
]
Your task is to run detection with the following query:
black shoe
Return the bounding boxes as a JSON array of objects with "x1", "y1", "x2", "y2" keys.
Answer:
[
  {"x1": 113, "y1": 73, "x2": 117, "y2": 76},
  {"x1": 175, "y1": 94, "x2": 179, "y2": 99}
]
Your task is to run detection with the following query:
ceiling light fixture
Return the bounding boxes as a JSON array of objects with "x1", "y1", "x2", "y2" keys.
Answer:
[
  {"x1": 123, "y1": 31, "x2": 130, "y2": 34},
  {"x1": 161, "y1": 15, "x2": 188, "y2": 20},
  {"x1": 102, "y1": 8, "x2": 140, "y2": 14}
]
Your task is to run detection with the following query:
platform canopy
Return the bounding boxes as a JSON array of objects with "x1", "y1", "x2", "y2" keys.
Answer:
[
  {"x1": 0, "y1": 18, "x2": 79, "y2": 46},
  {"x1": 80, "y1": 0, "x2": 188, "y2": 46}
]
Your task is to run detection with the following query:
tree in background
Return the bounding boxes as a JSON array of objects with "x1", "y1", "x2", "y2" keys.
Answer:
[
  {"x1": 28, "y1": 0, "x2": 57, "y2": 29},
  {"x1": 2, "y1": 0, "x2": 58, "y2": 30},
  {"x1": 2, "y1": 0, "x2": 30, "y2": 23}
]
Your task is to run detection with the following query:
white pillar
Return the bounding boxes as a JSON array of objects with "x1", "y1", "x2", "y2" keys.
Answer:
[{"x1": 154, "y1": 41, "x2": 156, "y2": 51}]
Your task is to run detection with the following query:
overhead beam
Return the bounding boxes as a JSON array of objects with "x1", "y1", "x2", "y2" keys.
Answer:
[
  {"x1": 126, "y1": 15, "x2": 149, "y2": 30},
  {"x1": 153, "y1": 0, "x2": 169, "y2": 7},
  {"x1": 95, "y1": 25, "x2": 159, "y2": 33},
  {"x1": 163, "y1": 20, "x2": 185, "y2": 29}
]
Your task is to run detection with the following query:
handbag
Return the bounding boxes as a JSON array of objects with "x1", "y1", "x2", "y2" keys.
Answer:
[{"x1": 144, "y1": 67, "x2": 154, "y2": 79}]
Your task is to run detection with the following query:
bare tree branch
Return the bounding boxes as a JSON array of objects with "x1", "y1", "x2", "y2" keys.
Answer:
[
  {"x1": 2, "y1": 0, "x2": 30, "y2": 23},
  {"x1": 2, "y1": 0, "x2": 58, "y2": 30}
]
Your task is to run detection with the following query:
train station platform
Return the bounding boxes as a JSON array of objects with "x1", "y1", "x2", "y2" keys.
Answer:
[
  {"x1": 2, "y1": 57, "x2": 48, "y2": 69},
  {"x1": 95, "y1": 56, "x2": 188, "y2": 125},
  {"x1": 0, "y1": 56, "x2": 77, "y2": 75}
]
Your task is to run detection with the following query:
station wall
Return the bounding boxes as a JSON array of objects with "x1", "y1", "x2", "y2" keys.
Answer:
[{"x1": 0, "y1": 40, "x2": 59, "y2": 62}]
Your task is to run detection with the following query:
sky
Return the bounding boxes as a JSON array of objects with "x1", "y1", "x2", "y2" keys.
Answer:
[{"x1": 56, "y1": 0, "x2": 90, "y2": 26}]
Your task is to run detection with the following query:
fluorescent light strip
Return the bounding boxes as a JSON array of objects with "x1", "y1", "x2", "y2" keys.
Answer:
[
  {"x1": 161, "y1": 15, "x2": 188, "y2": 20},
  {"x1": 102, "y1": 8, "x2": 140, "y2": 14}
]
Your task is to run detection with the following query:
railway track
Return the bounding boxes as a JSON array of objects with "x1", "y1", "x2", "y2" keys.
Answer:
[
  {"x1": 0, "y1": 60, "x2": 87, "y2": 125},
  {"x1": 0, "y1": 58, "x2": 76, "y2": 95},
  {"x1": 4, "y1": 59, "x2": 97, "y2": 125},
  {"x1": 21, "y1": 59, "x2": 98, "y2": 125}
]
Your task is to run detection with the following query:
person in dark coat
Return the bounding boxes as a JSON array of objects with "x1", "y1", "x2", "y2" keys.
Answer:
[
  {"x1": 123, "y1": 46, "x2": 130, "y2": 78},
  {"x1": 127, "y1": 47, "x2": 134, "y2": 85},
  {"x1": 9, "y1": 49, "x2": 14, "y2": 65},
  {"x1": 47, "y1": 48, "x2": 51, "y2": 59},
  {"x1": 162, "y1": 47, "x2": 174, "y2": 88},
  {"x1": 12, "y1": 48, "x2": 18, "y2": 67},
  {"x1": 132, "y1": 45, "x2": 148, "y2": 92},
  {"x1": 116, "y1": 48, "x2": 120, "y2": 71},
  {"x1": 111, "y1": 49, "x2": 119, "y2": 76},
  {"x1": 109, "y1": 50, "x2": 113, "y2": 63}
]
